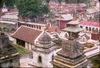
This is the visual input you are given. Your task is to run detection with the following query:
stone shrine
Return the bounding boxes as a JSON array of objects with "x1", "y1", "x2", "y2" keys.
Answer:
[
  {"x1": 29, "y1": 31, "x2": 59, "y2": 68},
  {"x1": 52, "y1": 21, "x2": 88, "y2": 68},
  {"x1": 0, "y1": 32, "x2": 20, "y2": 68}
]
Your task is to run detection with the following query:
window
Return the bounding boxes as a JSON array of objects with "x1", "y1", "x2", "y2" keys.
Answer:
[
  {"x1": 86, "y1": 27, "x2": 88, "y2": 31},
  {"x1": 39, "y1": 26, "x2": 41, "y2": 29},
  {"x1": 38, "y1": 56, "x2": 42, "y2": 63},
  {"x1": 52, "y1": 55, "x2": 54, "y2": 60},
  {"x1": 34, "y1": 25, "x2": 36, "y2": 28},
  {"x1": 36, "y1": 25, "x2": 38, "y2": 29},
  {"x1": 80, "y1": 26, "x2": 83, "y2": 28},
  {"x1": 31, "y1": 25, "x2": 33, "y2": 27},
  {"x1": 89, "y1": 27, "x2": 91, "y2": 31},
  {"x1": 92, "y1": 28, "x2": 95, "y2": 32},
  {"x1": 96, "y1": 28, "x2": 98, "y2": 32}
]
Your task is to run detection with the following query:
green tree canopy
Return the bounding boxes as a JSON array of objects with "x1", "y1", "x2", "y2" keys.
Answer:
[
  {"x1": 58, "y1": 0, "x2": 62, "y2": 4},
  {"x1": 16, "y1": 0, "x2": 49, "y2": 21},
  {"x1": 45, "y1": 0, "x2": 50, "y2": 3},
  {"x1": 0, "y1": 0, "x2": 15, "y2": 9}
]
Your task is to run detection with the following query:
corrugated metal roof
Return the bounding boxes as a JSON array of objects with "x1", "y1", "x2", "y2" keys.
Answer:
[{"x1": 61, "y1": 14, "x2": 73, "y2": 20}]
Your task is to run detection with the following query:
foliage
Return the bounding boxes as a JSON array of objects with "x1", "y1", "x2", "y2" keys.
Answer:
[
  {"x1": 48, "y1": 12, "x2": 55, "y2": 18},
  {"x1": 53, "y1": 35, "x2": 62, "y2": 46},
  {"x1": 0, "y1": 0, "x2": 15, "y2": 9},
  {"x1": 0, "y1": 0, "x2": 3, "y2": 8},
  {"x1": 14, "y1": 45, "x2": 30, "y2": 56},
  {"x1": 16, "y1": 0, "x2": 49, "y2": 20},
  {"x1": 89, "y1": 55, "x2": 100, "y2": 68},
  {"x1": 5, "y1": 0, "x2": 15, "y2": 9},
  {"x1": 58, "y1": 0, "x2": 62, "y2": 4},
  {"x1": 45, "y1": 0, "x2": 50, "y2": 3},
  {"x1": 54, "y1": 39, "x2": 62, "y2": 46},
  {"x1": 41, "y1": 5, "x2": 49, "y2": 14}
]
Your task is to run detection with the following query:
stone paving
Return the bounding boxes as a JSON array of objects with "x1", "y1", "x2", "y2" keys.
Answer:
[
  {"x1": 20, "y1": 57, "x2": 32, "y2": 67},
  {"x1": 20, "y1": 45, "x2": 100, "y2": 67}
]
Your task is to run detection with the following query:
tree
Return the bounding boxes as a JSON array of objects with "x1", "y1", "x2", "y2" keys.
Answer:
[
  {"x1": 58, "y1": 0, "x2": 62, "y2": 4},
  {"x1": 64, "y1": 0, "x2": 69, "y2": 3},
  {"x1": 16, "y1": 0, "x2": 49, "y2": 21},
  {"x1": 0, "y1": 0, "x2": 15, "y2": 16},
  {"x1": 0, "y1": 0, "x2": 3, "y2": 9},
  {"x1": 64, "y1": 0, "x2": 77, "y2": 3},
  {"x1": 0, "y1": 0, "x2": 15, "y2": 9},
  {"x1": 45, "y1": 0, "x2": 50, "y2": 3}
]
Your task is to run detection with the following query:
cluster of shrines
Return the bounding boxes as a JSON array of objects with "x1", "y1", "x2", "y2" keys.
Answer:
[
  {"x1": 0, "y1": 21, "x2": 91, "y2": 68},
  {"x1": 0, "y1": 0, "x2": 99, "y2": 43},
  {"x1": 0, "y1": 0, "x2": 99, "y2": 67}
]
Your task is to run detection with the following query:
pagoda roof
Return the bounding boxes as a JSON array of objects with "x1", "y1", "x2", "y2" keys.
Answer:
[
  {"x1": 63, "y1": 27, "x2": 83, "y2": 32},
  {"x1": 67, "y1": 20, "x2": 80, "y2": 25}
]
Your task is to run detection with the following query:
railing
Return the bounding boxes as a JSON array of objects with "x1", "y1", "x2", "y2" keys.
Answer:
[{"x1": 0, "y1": 18, "x2": 18, "y2": 22}]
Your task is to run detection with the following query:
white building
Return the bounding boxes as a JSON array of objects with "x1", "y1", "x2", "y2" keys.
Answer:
[
  {"x1": 29, "y1": 31, "x2": 60, "y2": 68},
  {"x1": 79, "y1": 21, "x2": 100, "y2": 33}
]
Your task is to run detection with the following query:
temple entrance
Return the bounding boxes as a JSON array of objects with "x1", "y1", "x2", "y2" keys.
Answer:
[
  {"x1": 16, "y1": 39, "x2": 25, "y2": 47},
  {"x1": 38, "y1": 56, "x2": 42, "y2": 63},
  {"x1": 0, "y1": 66, "x2": 2, "y2": 68}
]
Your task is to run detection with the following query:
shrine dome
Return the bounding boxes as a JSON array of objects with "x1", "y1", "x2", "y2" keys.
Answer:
[{"x1": 38, "y1": 31, "x2": 52, "y2": 44}]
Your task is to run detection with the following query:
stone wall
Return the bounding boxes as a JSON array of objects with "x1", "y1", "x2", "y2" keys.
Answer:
[{"x1": 0, "y1": 56, "x2": 20, "y2": 67}]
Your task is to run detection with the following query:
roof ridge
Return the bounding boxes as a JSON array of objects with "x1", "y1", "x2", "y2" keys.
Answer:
[{"x1": 20, "y1": 25, "x2": 43, "y2": 31}]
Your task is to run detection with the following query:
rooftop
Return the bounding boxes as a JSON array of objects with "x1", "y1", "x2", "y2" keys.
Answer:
[
  {"x1": 63, "y1": 27, "x2": 83, "y2": 32},
  {"x1": 80, "y1": 21, "x2": 100, "y2": 28},
  {"x1": 67, "y1": 20, "x2": 80, "y2": 25},
  {"x1": 12, "y1": 26, "x2": 42, "y2": 44},
  {"x1": 38, "y1": 31, "x2": 52, "y2": 44}
]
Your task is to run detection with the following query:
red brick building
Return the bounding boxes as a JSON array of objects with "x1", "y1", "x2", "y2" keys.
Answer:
[
  {"x1": 91, "y1": 33, "x2": 100, "y2": 40},
  {"x1": 56, "y1": 14, "x2": 73, "y2": 29}
]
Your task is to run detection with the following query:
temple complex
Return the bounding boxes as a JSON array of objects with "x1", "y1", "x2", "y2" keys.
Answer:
[
  {"x1": 0, "y1": 32, "x2": 20, "y2": 68},
  {"x1": 52, "y1": 21, "x2": 89, "y2": 68}
]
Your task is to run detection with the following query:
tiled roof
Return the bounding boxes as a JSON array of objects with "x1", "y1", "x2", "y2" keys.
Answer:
[
  {"x1": 47, "y1": 27, "x2": 56, "y2": 33},
  {"x1": 67, "y1": 20, "x2": 80, "y2": 25},
  {"x1": 12, "y1": 26, "x2": 42, "y2": 44},
  {"x1": 61, "y1": 14, "x2": 73, "y2": 20},
  {"x1": 56, "y1": 14, "x2": 73, "y2": 21},
  {"x1": 80, "y1": 21, "x2": 100, "y2": 28},
  {"x1": 86, "y1": 8, "x2": 97, "y2": 14},
  {"x1": 63, "y1": 27, "x2": 83, "y2": 32}
]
